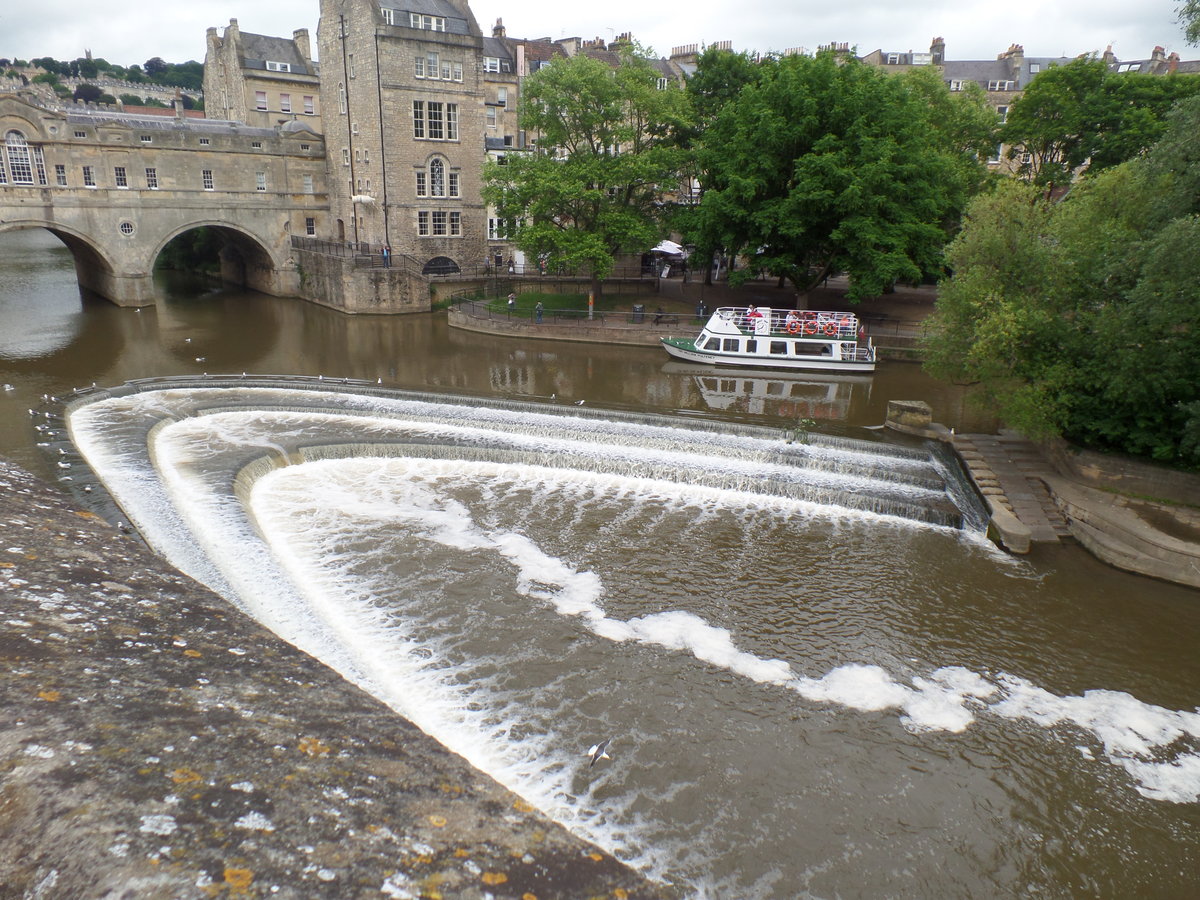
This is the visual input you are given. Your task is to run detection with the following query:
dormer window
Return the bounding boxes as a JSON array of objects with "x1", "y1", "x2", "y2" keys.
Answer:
[
  {"x1": 411, "y1": 13, "x2": 446, "y2": 31},
  {"x1": 987, "y1": 80, "x2": 1015, "y2": 91},
  {"x1": 484, "y1": 57, "x2": 501, "y2": 73},
  {"x1": 886, "y1": 53, "x2": 900, "y2": 65},
  {"x1": 266, "y1": 61, "x2": 291, "y2": 72}
]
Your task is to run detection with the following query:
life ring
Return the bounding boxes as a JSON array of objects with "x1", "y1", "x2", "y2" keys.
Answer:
[
  {"x1": 824, "y1": 323, "x2": 837, "y2": 336},
  {"x1": 786, "y1": 320, "x2": 802, "y2": 334},
  {"x1": 804, "y1": 322, "x2": 817, "y2": 335}
]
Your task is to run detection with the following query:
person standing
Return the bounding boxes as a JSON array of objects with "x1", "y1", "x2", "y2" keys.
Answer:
[{"x1": 535, "y1": 300, "x2": 544, "y2": 324}]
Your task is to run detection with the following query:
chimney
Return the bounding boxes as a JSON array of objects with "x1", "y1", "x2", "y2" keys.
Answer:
[
  {"x1": 930, "y1": 36, "x2": 944, "y2": 65},
  {"x1": 293, "y1": 29, "x2": 311, "y2": 62},
  {"x1": 493, "y1": 17, "x2": 506, "y2": 39},
  {"x1": 1168, "y1": 51, "x2": 1180, "y2": 74},
  {"x1": 1102, "y1": 44, "x2": 1115, "y2": 65}
]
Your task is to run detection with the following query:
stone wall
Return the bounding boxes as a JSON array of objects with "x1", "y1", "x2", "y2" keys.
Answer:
[
  {"x1": 1044, "y1": 439, "x2": 1200, "y2": 507},
  {"x1": 294, "y1": 245, "x2": 429, "y2": 313}
]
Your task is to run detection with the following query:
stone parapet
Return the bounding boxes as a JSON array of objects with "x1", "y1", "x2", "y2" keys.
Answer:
[{"x1": 0, "y1": 458, "x2": 670, "y2": 898}]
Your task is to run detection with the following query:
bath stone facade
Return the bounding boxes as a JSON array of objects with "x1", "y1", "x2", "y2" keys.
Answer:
[
  {"x1": 318, "y1": 0, "x2": 488, "y2": 275},
  {"x1": 204, "y1": 19, "x2": 323, "y2": 133}
]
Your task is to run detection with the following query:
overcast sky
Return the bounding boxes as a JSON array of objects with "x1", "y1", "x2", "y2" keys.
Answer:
[{"x1": 2, "y1": 0, "x2": 1191, "y2": 68}]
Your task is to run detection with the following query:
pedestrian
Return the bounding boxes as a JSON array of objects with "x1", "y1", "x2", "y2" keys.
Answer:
[
  {"x1": 507, "y1": 292, "x2": 516, "y2": 314},
  {"x1": 381, "y1": 245, "x2": 391, "y2": 268},
  {"x1": 507, "y1": 257, "x2": 515, "y2": 274},
  {"x1": 535, "y1": 300, "x2": 544, "y2": 324}
]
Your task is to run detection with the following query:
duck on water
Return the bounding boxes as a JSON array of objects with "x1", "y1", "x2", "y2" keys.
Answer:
[{"x1": 661, "y1": 306, "x2": 877, "y2": 373}]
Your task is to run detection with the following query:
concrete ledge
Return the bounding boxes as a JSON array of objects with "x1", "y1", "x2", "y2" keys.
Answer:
[
  {"x1": 1045, "y1": 475, "x2": 1200, "y2": 589},
  {"x1": 0, "y1": 459, "x2": 672, "y2": 899},
  {"x1": 984, "y1": 497, "x2": 1033, "y2": 555},
  {"x1": 448, "y1": 304, "x2": 687, "y2": 347}
]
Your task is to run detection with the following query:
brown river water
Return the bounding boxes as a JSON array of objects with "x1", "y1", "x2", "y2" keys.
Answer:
[{"x1": 3, "y1": 228, "x2": 1199, "y2": 898}]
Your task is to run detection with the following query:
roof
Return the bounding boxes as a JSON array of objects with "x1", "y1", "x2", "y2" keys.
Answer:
[
  {"x1": 387, "y1": 0, "x2": 475, "y2": 37},
  {"x1": 238, "y1": 32, "x2": 314, "y2": 76}
]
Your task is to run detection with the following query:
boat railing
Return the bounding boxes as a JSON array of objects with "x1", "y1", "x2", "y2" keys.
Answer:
[{"x1": 713, "y1": 307, "x2": 864, "y2": 340}]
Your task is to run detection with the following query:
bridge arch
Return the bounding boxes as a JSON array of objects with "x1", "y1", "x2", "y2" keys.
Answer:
[
  {"x1": 0, "y1": 220, "x2": 122, "y2": 301},
  {"x1": 151, "y1": 220, "x2": 290, "y2": 298}
]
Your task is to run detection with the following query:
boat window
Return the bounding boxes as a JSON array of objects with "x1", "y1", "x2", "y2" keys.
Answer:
[
  {"x1": 704, "y1": 337, "x2": 722, "y2": 351},
  {"x1": 793, "y1": 342, "x2": 831, "y2": 356},
  {"x1": 746, "y1": 340, "x2": 757, "y2": 353},
  {"x1": 770, "y1": 341, "x2": 788, "y2": 355},
  {"x1": 722, "y1": 338, "x2": 740, "y2": 352},
  {"x1": 766, "y1": 382, "x2": 784, "y2": 396}
]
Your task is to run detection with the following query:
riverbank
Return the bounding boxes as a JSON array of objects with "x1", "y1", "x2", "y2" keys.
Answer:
[
  {"x1": 448, "y1": 275, "x2": 929, "y2": 359},
  {"x1": 0, "y1": 458, "x2": 673, "y2": 899}
]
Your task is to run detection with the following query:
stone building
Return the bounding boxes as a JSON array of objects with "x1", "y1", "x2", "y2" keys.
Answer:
[
  {"x1": 204, "y1": 19, "x2": 323, "y2": 132},
  {"x1": 317, "y1": 0, "x2": 488, "y2": 275}
]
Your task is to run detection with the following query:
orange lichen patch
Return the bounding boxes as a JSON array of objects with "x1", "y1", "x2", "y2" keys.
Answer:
[
  {"x1": 453, "y1": 848, "x2": 470, "y2": 858},
  {"x1": 171, "y1": 767, "x2": 203, "y2": 784},
  {"x1": 224, "y1": 867, "x2": 254, "y2": 891},
  {"x1": 73, "y1": 510, "x2": 100, "y2": 520},
  {"x1": 613, "y1": 889, "x2": 630, "y2": 899},
  {"x1": 523, "y1": 894, "x2": 539, "y2": 900},
  {"x1": 512, "y1": 798, "x2": 535, "y2": 813},
  {"x1": 587, "y1": 852, "x2": 604, "y2": 862},
  {"x1": 427, "y1": 814, "x2": 447, "y2": 828},
  {"x1": 23, "y1": 553, "x2": 37, "y2": 560},
  {"x1": 481, "y1": 872, "x2": 508, "y2": 886},
  {"x1": 297, "y1": 737, "x2": 331, "y2": 757},
  {"x1": 183, "y1": 649, "x2": 203, "y2": 658},
  {"x1": 438, "y1": 782, "x2": 464, "y2": 795},
  {"x1": 36, "y1": 689, "x2": 61, "y2": 702},
  {"x1": 0, "y1": 562, "x2": 15, "y2": 568}
]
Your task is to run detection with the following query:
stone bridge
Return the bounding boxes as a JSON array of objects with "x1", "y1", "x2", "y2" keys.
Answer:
[{"x1": 0, "y1": 89, "x2": 329, "y2": 306}]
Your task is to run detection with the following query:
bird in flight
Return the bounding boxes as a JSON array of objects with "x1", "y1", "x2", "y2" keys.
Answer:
[{"x1": 587, "y1": 739, "x2": 612, "y2": 768}]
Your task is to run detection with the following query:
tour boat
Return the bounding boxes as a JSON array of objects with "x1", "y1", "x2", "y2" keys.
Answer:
[{"x1": 661, "y1": 306, "x2": 876, "y2": 373}]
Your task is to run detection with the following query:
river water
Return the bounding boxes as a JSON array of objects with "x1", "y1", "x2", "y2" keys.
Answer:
[{"x1": 4, "y1": 228, "x2": 1200, "y2": 897}]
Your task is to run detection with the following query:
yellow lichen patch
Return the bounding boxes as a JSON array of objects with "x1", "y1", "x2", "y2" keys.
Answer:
[
  {"x1": 73, "y1": 510, "x2": 100, "y2": 520},
  {"x1": 171, "y1": 767, "x2": 203, "y2": 784},
  {"x1": 297, "y1": 737, "x2": 331, "y2": 757},
  {"x1": 587, "y1": 852, "x2": 603, "y2": 862},
  {"x1": 23, "y1": 553, "x2": 37, "y2": 560},
  {"x1": 37, "y1": 689, "x2": 61, "y2": 702},
  {"x1": 481, "y1": 872, "x2": 508, "y2": 886},
  {"x1": 427, "y1": 814, "x2": 447, "y2": 828},
  {"x1": 224, "y1": 867, "x2": 254, "y2": 892},
  {"x1": 453, "y1": 848, "x2": 470, "y2": 858},
  {"x1": 613, "y1": 889, "x2": 630, "y2": 899},
  {"x1": 0, "y1": 562, "x2": 15, "y2": 568},
  {"x1": 523, "y1": 894, "x2": 539, "y2": 900},
  {"x1": 438, "y1": 782, "x2": 463, "y2": 795},
  {"x1": 183, "y1": 649, "x2": 203, "y2": 658},
  {"x1": 512, "y1": 798, "x2": 535, "y2": 813}
]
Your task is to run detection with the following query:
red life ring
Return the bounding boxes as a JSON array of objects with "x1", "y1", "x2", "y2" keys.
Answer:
[
  {"x1": 786, "y1": 320, "x2": 802, "y2": 334},
  {"x1": 804, "y1": 322, "x2": 817, "y2": 335},
  {"x1": 824, "y1": 322, "x2": 837, "y2": 336}
]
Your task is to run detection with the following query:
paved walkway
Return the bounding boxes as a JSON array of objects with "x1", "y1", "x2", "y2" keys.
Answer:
[{"x1": 954, "y1": 431, "x2": 1071, "y2": 543}]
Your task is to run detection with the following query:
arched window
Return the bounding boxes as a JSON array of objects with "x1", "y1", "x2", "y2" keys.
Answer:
[
  {"x1": 429, "y1": 157, "x2": 445, "y2": 197},
  {"x1": 3, "y1": 130, "x2": 46, "y2": 186}
]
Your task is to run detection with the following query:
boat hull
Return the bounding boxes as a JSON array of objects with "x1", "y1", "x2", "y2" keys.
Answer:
[{"x1": 661, "y1": 337, "x2": 876, "y2": 374}]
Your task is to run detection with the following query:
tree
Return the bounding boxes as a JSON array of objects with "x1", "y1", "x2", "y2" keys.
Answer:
[
  {"x1": 1003, "y1": 58, "x2": 1200, "y2": 186},
  {"x1": 924, "y1": 96, "x2": 1200, "y2": 465},
  {"x1": 694, "y1": 52, "x2": 991, "y2": 302},
  {"x1": 482, "y1": 47, "x2": 691, "y2": 298},
  {"x1": 119, "y1": 93, "x2": 145, "y2": 107},
  {"x1": 1180, "y1": 0, "x2": 1200, "y2": 45},
  {"x1": 73, "y1": 83, "x2": 102, "y2": 103},
  {"x1": 143, "y1": 57, "x2": 167, "y2": 77}
]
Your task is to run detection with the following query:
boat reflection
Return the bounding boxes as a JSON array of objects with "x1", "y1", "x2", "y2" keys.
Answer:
[{"x1": 663, "y1": 361, "x2": 873, "y2": 422}]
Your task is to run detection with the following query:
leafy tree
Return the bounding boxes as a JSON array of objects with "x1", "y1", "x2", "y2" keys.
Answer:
[
  {"x1": 694, "y1": 51, "x2": 991, "y2": 302},
  {"x1": 31, "y1": 72, "x2": 60, "y2": 85},
  {"x1": 119, "y1": 93, "x2": 145, "y2": 106},
  {"x1": 1003, "y1": 57, "x2": 1200, "y2": 186},
  {"x1": 1180, "y1": 0, "x2": 1200, "y2": 45},
  {"x1": 75, "y1": 57, "x2": 99, "y2": 79},
  {"x1": 482, "y1": 46, "x2": 691, "y2": 298},
  {"x1": 925, "y1": 96, "x2": 1200, "y2": 465},
  {"x1": 143, "y1": 57, "x2": 168, "y2": 77},
  {"x1": 73, "y1": 83, "x2": 102, "y2": 103}
]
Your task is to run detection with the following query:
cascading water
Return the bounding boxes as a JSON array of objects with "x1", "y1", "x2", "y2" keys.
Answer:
[{"x1": 63, "y1": 378, "x2": 1200, "y2": 899}]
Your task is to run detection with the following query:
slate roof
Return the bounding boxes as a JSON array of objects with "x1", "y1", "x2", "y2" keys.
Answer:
[
  {"x1": 238, "y1": 32, "x2": 315, "y2": 76},
  {"x1": 386, "y1": 0, "x2": 475, "y2": 36}
]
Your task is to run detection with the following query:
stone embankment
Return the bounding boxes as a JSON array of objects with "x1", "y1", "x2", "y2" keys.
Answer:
[{"x1": 0, "y1": 459, "x2": 672, "y2": 899}]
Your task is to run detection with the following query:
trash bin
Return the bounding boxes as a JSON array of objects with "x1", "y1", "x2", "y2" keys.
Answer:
[{"x1": 632, "y1": 304, "x2": 645, "y2": 324}]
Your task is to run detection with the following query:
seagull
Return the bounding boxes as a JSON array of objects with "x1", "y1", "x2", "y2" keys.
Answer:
[
  {"x1": 184, "y1": 338, "x2": 192, "y2": 343},
  {"x1": 195, "y1": 357, "x2": 206, "y2": 362},
  {"x1": 587, "y1": 738, "x2": 612, "y2": 768},
  {"x1": 575, "y1": 400, "x2": 585, "y2": 406}
]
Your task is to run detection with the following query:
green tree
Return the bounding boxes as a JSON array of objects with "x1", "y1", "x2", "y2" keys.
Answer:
[
  {"x1": 1180, "y1": 0, "x2": 1200, "y2": 44},
  {"x1": 694, "y1": 51, "x2": 990, "y2": 302},
  {"x1": 73, "y1": 83, "x2": 102, "y2": 103},
  {"x1": 1003, "y1": 58, "x2": 1200, "y2": 186},
  {"x1": 143, "y1": 57, "x2": 168, "y2": 77},
  {"x1": 482, "y1": 47, "x2": 691, "y2": 298},
  {"x1": 119, "y1": 93, "x2": 145, "y2": 106},
  {"x1": 925, "y1": 96, "x2": 1200, "y2": 465}
]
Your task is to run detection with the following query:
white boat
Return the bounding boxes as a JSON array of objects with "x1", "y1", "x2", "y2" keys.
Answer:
[{"x1": 661, "y1": 307, "x2": 876, "y2": 373}]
